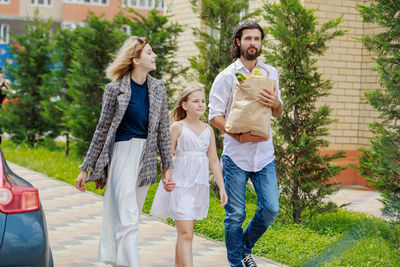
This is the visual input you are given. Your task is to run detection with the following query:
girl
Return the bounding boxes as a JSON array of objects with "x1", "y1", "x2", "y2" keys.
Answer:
[
  {"x1": 76, "y1": 36, "x2": 174, "y2": 267},
  {"x1": 150, "y1": 84, "x2": 228, "y2": 267}
]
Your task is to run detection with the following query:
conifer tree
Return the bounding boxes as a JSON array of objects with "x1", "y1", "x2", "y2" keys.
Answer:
[
  {"x1": 0, "y1": 11, "x2": 53, "y2": 146},
  {"x1": 358, "y1": 0, "x2": 400, "y2": 222},
  {"x1": 62, "y1": 14, "x2": 125, "y2": 155},
  {"x1": 189, "y1": 0, "x2": 261, "y2": 150},
  {"x1": 120, "y1": 8, "x2": 186, "y2": 107},
  {"x1": 263, "y1": 0, "x2": 346, "y2": 223},
  {"x1": 40, "y1": 27, "x2": 75, "y2": 155},
  {"x1": 189, "y1": 0, "x2": 261, "y2": 96}
]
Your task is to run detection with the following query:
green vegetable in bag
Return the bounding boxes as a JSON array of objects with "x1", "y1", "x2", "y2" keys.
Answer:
[{"x1": 235, "y1": 72, "x2": 247, "y2": 82}]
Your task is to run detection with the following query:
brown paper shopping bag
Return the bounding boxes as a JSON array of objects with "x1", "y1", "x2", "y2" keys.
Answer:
[{"x1": 225, "y1": 68, "x2": 275, "y2": 139}]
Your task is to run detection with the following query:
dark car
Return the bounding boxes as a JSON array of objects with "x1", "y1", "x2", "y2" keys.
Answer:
[{"x1": 0, "y1": 136, "x2": 53, "y2": 267}]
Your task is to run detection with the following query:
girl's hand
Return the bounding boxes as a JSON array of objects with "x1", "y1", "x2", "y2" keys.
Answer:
[
  {"x1": 162, "y1": 168, "x2": 176, "y2": 192},
  {"x1": 76, "y1": 171, "x2": 88, "y2": 192},
  {"x1": 219, "y1": 190, "x2": 228, "y2": 206}
]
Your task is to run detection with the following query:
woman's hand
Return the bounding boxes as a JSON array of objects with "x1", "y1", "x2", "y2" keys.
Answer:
[
  {"x1": 76, "y1": 171, "x2": 88, "y2": 192},
  {"x1": 219, "y1": 189, "x2": 228, "y2": 206},
  {"x1": 162, "y1": 168, "x2": 175, "y2": 192}
]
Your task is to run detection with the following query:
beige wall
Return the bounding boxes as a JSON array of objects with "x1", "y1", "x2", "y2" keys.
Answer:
[
  {"x1": 19, "y1": 0, "x2": 63, "y2": 21},
  {"x1": 303, "y1": 0, "x2": 379, "y2": 150},
  {"x1": 164, "y1": 0, "x2": 201, "y2": 73},
  {"x1": 166, "y1": 0, "x2": 380, "y2": 151}
]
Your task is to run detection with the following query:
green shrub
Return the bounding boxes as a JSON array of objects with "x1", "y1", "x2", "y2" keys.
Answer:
[
  {"x1": 1, "y1": 140, "x2": 104, "y2": 195},
  {"x1": 0, "y1": 11, "x2": 53, "y2": 145},
  {"x1": 357, "y1": 0, "x2": 400, "y2": 223},
  {"x1": 263, "y1": 0, "x2": 346, "y2": 224}
]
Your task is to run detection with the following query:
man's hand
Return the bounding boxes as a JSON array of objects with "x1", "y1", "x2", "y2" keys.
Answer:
[
  {"x1": 237, "y1": 131, "x2": 268, "y2": 142},
  {"x1": 211, "y1": 116, "x2": 268, "y2": 143},
  {"x1": 258, "y1": 84, "x2": 280, "y2": 109},
  {"x1": 259, "y1": 84, "x2": 283, "y2": 118}
]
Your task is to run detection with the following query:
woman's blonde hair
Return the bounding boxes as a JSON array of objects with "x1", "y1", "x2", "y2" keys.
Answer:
[
  {"x1": 172, "y1": 83, "x2": 205, "y2": 121},
  {"x1": 106, "y1": 36, "x2": 148, "y2": 81}
]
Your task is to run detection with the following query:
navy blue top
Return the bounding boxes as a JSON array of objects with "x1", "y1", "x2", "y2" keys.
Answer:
[{"x1": 115, "y1": 78, "x2": 149, "y2": 142}]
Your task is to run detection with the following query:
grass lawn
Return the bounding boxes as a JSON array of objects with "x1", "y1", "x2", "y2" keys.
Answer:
[{"x1": 2, "y1": 140, "x2": 399, "y2": 266}]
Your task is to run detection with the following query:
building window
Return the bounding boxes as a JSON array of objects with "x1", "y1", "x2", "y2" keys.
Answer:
[
  {"x1": 0, "y1": 24, "x2": 10, "y2": 44},
  {"x1": 31, "y1": 0, "x2": 52, "y2": 6},
  {"x1": 61, "y1": 21, "x2": 85, "y2": 30},
  {"x1": 63, "y1": 0, "x2": 108, "y2": 5},
  {"x1": 122, "y1": 0, "x2": 163, "y2": 10},
  {"x1": 0, "y1": 0, "x2": 11, "y2": 5},
  {"x1": 121, "y1": 25, "x2": 131, "y2": 35}
]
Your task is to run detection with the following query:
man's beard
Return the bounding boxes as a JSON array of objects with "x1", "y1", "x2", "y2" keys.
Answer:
[{"x1": 240, "y1": 46, "x2": 261, "y2": 60}]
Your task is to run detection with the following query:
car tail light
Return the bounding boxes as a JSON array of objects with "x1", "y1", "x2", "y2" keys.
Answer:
[
  {"x1": 0, "y1": 186, "x2": 40, "y2": 214},
  {"x1": 0, "y1": 150, "x2": 40, "y2": 214},
  {"x1": 0, "y1": 188, "x2": 13, "y2": 205}
]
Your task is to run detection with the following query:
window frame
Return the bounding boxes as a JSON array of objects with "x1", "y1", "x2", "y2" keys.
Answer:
[
  {"x1": 0, "y1": 24, "x2": 10, "y2": 44},
  {"x1": 0, "y1": 0, "x2": 11, "y2": 5},
  {"x1": 122, "y1": 0, "x2": 163, "y2": 10},
  {"x1": 31, "y1": 0, "x2": 53, "y2": 7},
  {"x1": 121, "y1": 24, "x2": 131, "y2": 35},
  {"x1": 62, "y1": 0, "x2": 109, "y2": 6},
  {"x1": 61, "y1": 21, "x2": 85, "y2": 30}
]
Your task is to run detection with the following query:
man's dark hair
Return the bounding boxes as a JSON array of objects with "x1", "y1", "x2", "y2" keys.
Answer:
[{"x1": 231, "y1": 21, "x2": 265, "y2": 60}]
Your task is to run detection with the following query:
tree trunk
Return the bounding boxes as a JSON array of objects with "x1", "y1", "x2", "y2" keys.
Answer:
[{"x1": 65, "y1": 133, "x2": 69, "y2": 157}]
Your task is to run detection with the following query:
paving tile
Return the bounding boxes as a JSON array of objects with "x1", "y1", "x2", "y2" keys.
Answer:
[{"x1": 327, "y1": 186, "x2": 384, "y2": 218}]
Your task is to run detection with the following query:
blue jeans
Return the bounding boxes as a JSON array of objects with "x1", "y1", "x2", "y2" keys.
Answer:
[{"x1": 222, "y1": 155, "x2": 279, "y2": 267}]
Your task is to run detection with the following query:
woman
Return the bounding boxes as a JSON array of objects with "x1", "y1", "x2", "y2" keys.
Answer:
[{"x1": 76, "y1": 36, "x2": 175, "y2": 267}]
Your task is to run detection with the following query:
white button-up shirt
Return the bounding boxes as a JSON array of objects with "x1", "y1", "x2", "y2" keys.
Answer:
[{"x1": 208, "y1": 58, "x2": 283, "y2": 172}]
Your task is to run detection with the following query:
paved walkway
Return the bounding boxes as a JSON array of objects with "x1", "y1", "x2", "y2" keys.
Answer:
[
  {"x1": 327, "y1": 186, "x2": 384, "y2": 218},
  {"x1": 8, "y1": 162, "x2": 284, "y2": 267},
  {"x1": 8, "y1": 162, "x2": 385, "y2": 267}
]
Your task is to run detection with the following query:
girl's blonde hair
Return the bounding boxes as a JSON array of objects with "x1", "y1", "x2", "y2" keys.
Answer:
[
  {"x1": 106, "y1": 36, "x2": 149, "y2": 81},
  {"x1": 172, "y1": 83, "x2": 205, "y2": 121}
]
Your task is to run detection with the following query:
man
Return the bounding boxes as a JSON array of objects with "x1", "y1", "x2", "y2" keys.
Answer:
[{"x1": 209, "y1": 21, "x2": 283, "y2": 267}]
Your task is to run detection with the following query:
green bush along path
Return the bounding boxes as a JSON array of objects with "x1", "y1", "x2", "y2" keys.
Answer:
[{"x1": 2, "y1": 140, "x2": 400, "y2": 266}]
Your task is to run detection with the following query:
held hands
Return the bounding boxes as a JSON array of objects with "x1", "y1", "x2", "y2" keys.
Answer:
[
  {"x1": 76, "y1": 171, "x2": 88, "y2": 192},
  {"x1": 162, "y1": 168, "x2": 176, "y2": 192},
  {"x1": 258, "y1": 84, "x2": 280, "y2": 110}
]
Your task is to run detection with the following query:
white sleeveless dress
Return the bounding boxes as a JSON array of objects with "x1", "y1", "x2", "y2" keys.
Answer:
[{"x1": 151, "y1": 125, "x2": 211, "y2": 220}]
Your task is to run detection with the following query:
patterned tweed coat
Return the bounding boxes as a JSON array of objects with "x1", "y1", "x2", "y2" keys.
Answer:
[{"x1": 79, "y1": 72, "x2": 172, "y2": 187}]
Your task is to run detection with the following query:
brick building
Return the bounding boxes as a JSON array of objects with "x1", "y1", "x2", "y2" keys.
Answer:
[
  {"x1": 0, "y1": 0, "x2": 163, "y2": 67},
  {"x1": 164, "y1": 0, "x2": 380, "y2": 187}
]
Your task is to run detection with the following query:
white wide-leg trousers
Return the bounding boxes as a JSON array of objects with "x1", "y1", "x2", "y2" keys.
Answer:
[{"x1": 98, "y1": 138, "x2": 149, "y2": 267}]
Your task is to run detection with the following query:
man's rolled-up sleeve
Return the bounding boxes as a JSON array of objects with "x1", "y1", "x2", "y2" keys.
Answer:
[{"x1": 208, "y1": 73, "x2": 231, "y2": 122}]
